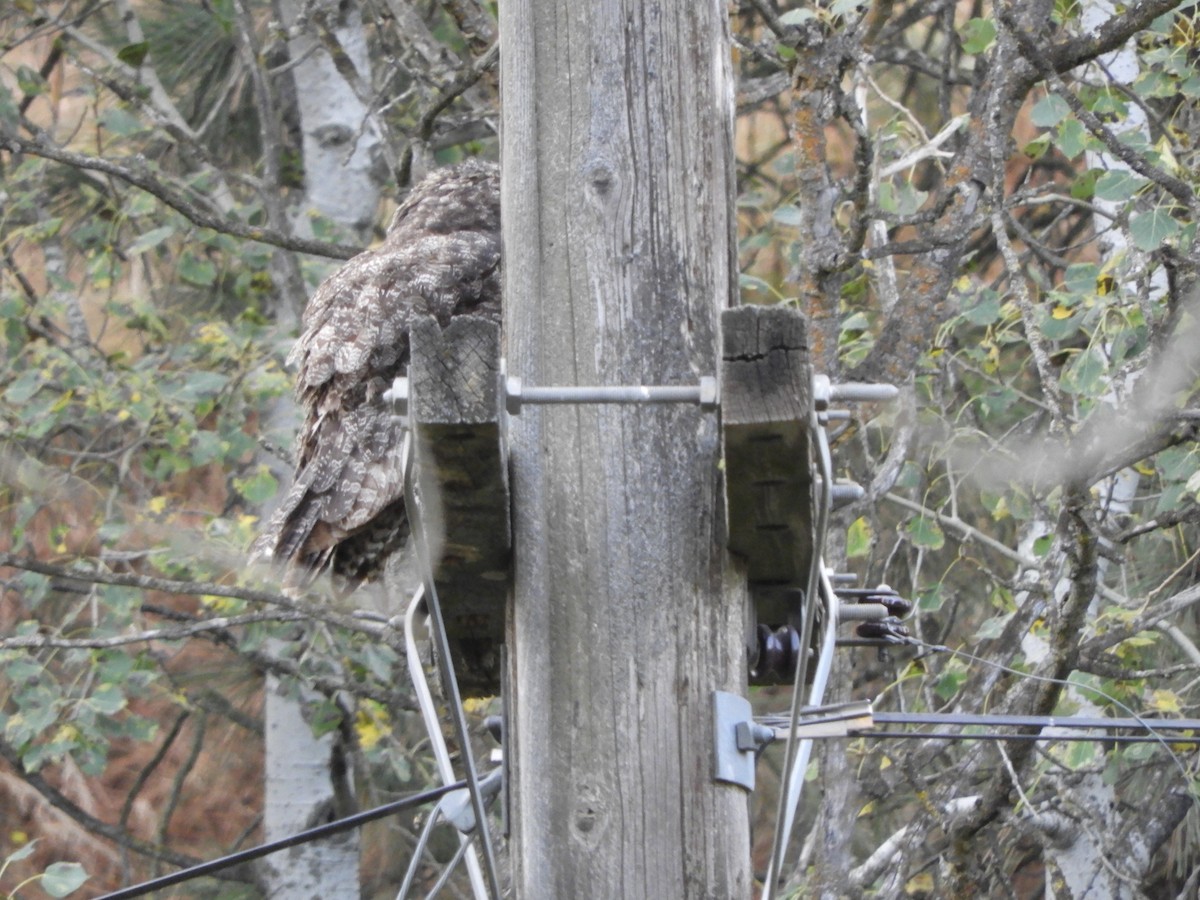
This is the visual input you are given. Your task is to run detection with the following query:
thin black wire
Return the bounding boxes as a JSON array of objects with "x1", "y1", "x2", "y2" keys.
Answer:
[
  {"x1": 763, "y1": 399, "x2": 835, "y2": 899},
  {"x1": 859, "y1": 730, "x2": 1200, "y2": 743},
  {"x1": 888, "y1": 638, "x2": 1198, "y2": 781},
  {"x1": 96, "y1": 781, "x2": 466, "y2": 900},
  {"x1": 401, "y1": 433, "x2": 503, "y2": 899}
]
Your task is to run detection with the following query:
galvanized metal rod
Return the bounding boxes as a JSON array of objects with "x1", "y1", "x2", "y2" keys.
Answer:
[
  {"x1": 829, "y1": 381, "x2": 901, "y2": 403},
  {"x1": 519, "y1": 385, "x2": 701, "y2": 404},
  {"x1": 504, "y1": 375, "x2": 718, "y2": 413}
]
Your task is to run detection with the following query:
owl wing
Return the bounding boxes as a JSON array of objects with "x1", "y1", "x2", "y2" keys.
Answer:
[{"x1": 252, "y1": 170, "x2": 500, "y2": 592}]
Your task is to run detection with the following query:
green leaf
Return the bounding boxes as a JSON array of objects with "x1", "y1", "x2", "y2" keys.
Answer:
[
  {"x1": 961, "y1": 291, "x2": 1001, "y2": 325},
  {"x1": 779, "y1": 9, "x2": 816, "y2": 25},
  {"x1": 1030, "y1": 94, "x2": 1070, "y2": 128},
  {"x1": 100, "y1": 108, "x2": 150, "y2": 139},
  {"x1": 178, "y1": 252, "x2": 218, "y2": 286},
  {"x1": 1063, "y1": 263, "x2": 1099, "y2": 295},
  {"x1": 846, "y1": 516, "x2": 873, "y2": 558},
  {"x1": 1062, "y1": 739, "x2": 1096, "y2": 769},
  {"x1": 6, "y1": 839, "x2": 38, "y2": 863},
  {"x1": 42, "y1": 861, "x2": 89, "y2": 897},
  {"x1": 772, "y1": 204, "x2": 804, "y2": 226},
  {"x1": 738, "y1": 273, "x2": 774, "y2": 296},
  {"x1": 0, "y1": 84, "x2": 18, "y2": 127},
  {"x1": 16, "y1": 64, "x2": 47, "y2": 97},
  {"x1": 1060, "y1": 346, "x2": 1107, "y2": 396},
  {"x1": 88, "y1": 684, "x2": 127, "y2": 715},
  {"x1": 974, "y1": 611, "x2": 1013, "y2": 641},
  {"x1": 1032, "y1": 534, "x2": 1053, "y2": 557},
  {"x1": 233, "y1": 466, "x2": 277, "y2": 504},
  {"x1": 904, "y1": 515, "x2": 945, "y2": 550},
  {"x1": 935, "y1": 669, "x2": 966, "y2": 700},
  {"x1": 1070, "y1": 169, "x2": 1098, "y2": 200},
  {"x1": 917, "y1": 585, "x2": 944, "y2": 612},
  {"x1": 4, "y1": 369, "x2": 43, "y2": 404},
  {"x1": 1130, "y1": 207, "x2": 1180, "y2": 251},
  {"x1": 1022, "y1": 134, "x2": 1051, "y2": 159},
  {"x1": 1056, "y1": 118, "x2": 1086, "y2": 159},
  {"x1": 960, "y1": 18, "x2": 995, "y2": 54},
  {"x1": 127, "y1": 226, "x2": 176, "y2": 256},
  {"x1": 117, "y1": 42, "x2": 151, "y2": 67},
  {"x1": 1093, "y1": 169, "x2": 1146, "y2": 202}
]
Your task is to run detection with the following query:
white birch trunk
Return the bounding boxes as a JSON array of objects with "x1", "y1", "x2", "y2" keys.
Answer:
[{"x1": 260, "y1": 2, "x2": 383, "y2": 895}]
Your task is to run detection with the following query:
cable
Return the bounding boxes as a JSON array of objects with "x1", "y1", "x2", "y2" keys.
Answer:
[
  {"x1": 401, "y1": 432, "x2": 503, "y2": 899},
  {"x1": 404, "y1": 585, "x2": 489, "y2": 899},
  {"x1": 762, "y1": 397, "x2": 835, "y2": 899},
  {"x1": 396, "y1": 803, "x2": 447, "y2": 899},
  {"x1": 904, "y1": 637, "x2": 1197, "y2": 781},
  {"x1": 96, "y1": 781, "x2": 466, "y2": 900}
]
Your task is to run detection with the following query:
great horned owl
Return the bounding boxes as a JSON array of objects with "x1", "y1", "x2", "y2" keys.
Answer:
[{"x1": 253, "y1": 159, "x2": 500, "y2": 592}]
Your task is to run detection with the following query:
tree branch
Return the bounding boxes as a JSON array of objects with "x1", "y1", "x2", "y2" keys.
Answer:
[
  {"x1": 0, "y1": 611, "x2": 306, "y2": 650},
  {"x1": 0, "y1": 551, "x2": 383, "y2": 636},
  {"x1": 0, "y1": 131, "x2": 361, "y2": 260}
]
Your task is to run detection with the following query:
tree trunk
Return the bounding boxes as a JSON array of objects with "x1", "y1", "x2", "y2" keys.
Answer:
[
  {"x1": 499, "y1": 0, "x2": 751, "y2": 896},
  {"x1": 260, "y1": 3, "x2": 382, "y2": 895}
]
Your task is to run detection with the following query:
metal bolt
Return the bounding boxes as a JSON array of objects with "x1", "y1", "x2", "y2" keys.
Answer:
[
  {"x1": 813, "y1": 374, "x2": 899, "y2": 410},
  {"x1": 504, "y1": 375, "x2": 719, "y2": 415},
  {"x1": 385, "y1": 376, "x2": 410, "y2": 417}
]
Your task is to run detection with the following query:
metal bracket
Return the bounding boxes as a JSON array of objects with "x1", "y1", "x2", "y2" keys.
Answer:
[{"x1": 713, "y1": 690, "x2": 772, "y2": 791}]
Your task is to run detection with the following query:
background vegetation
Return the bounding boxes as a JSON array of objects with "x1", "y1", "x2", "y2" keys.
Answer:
[{"x1": 2, "y1": 0, "x2": 1200, "y2": 896}]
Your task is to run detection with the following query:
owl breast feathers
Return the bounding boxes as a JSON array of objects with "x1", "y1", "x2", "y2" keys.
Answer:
[{"x1": 252, "y1": 159, "x2": 500, "y2": 591}]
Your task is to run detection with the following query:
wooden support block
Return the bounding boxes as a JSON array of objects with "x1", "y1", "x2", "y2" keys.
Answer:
[
  {"x1": 408, "y1": 315, "x2": 510, "y2": 696},
  {"x1": 721, "y1": 305, "x2": 814, "y2": 630}
]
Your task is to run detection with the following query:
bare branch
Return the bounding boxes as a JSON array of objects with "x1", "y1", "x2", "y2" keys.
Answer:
[
  {"x1": 0, "y1": 130, "x2": 361, "y2": 260},
  {"x1": 0, "y1": 551, "x2": 383, "y2": 635},
  {"x1": 0, "y1": 611, "x2": 306, "y2": 650}
]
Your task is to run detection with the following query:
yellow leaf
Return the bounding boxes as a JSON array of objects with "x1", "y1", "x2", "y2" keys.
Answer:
[
  {"x1": 857, "y1": 801, "x2": 875, "y2": 818},
  {"x1": 355, "y1": 704, "x2": 391, "y2": 750},
  {"x1": 906, "y1": 873, "x2": 935, "y2": 894},
  {"x1": 147, "y1": 496, "x2": 168, "y2": 515},
  {"x1": 1051, "y1": 306, "x2": 1072, "y2": 319},
  {"x1": 1151, "y1": 689, "x2": 1182, "y2": 714}
]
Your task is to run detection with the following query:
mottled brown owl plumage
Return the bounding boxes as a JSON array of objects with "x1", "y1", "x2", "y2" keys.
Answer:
[{"x1": 253, "y1": 159, "x2": 500, "y2": 591}]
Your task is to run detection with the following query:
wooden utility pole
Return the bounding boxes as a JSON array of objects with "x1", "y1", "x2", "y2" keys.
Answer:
[{"x1": 500, "y1": 0, "x2": 751, "y2": 895}]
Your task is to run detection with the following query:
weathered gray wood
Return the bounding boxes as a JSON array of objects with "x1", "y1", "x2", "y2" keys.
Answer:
[
  {"x1": 500, "y1": 0, "x2": 751, "y2": 895},
  {"x1": 408, "y1": 315, "x2": 509, "y2": 695},
  {"x1": 721, "y1": 305, "x2": 814, "y2": 625}
]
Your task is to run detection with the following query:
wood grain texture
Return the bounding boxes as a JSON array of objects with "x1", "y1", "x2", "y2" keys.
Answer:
[
  {"x1": 721, "y1": 305, "x2": 815, "y2": 605},
  {"x1": 500, "y1": 0, "x2": 751, "y2": 895}
]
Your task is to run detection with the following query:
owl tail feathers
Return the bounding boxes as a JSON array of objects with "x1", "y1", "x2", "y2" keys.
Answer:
[{"x1": 248, "y1": 488, "x2": 339, "y2": 597}]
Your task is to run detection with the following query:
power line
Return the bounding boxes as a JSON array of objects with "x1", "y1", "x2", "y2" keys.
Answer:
[{"x1": 96, "y1": 781, "x2": 466, "y2": 900}]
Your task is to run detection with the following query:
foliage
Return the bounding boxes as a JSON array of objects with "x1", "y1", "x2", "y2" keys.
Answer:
[
  {"x1": 735, "y1": 0, "x2": 1200, "y2": 894},
  {"x1": 2, "y1": 0, "x2": 1200, "y2": 895}
]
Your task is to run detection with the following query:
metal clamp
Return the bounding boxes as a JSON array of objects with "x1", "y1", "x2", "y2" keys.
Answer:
[{"x1": 713, "y1": 691, "x2": 766, "y2": 791}]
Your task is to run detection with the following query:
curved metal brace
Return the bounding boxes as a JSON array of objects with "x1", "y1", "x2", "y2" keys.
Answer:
[
  {"x1": 404, "y1": 586, "x2": 489, "y2": 900},
  {"x1": 400, "y1": 432, "x2": 503, "y2": 899},
  {"x1": 761, "y1": 380, "x2": 837, "y2": 899}
]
